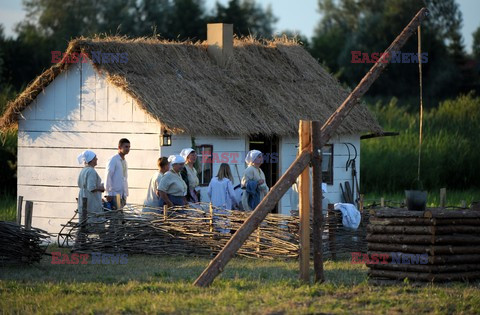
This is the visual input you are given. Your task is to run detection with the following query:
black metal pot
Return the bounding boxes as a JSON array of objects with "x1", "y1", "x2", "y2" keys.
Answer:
[{"x1": 405, "y1": 190, "x2": 427, "y2": 211}]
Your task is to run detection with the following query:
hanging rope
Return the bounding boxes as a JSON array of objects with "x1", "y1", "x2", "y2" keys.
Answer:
[{"x1": 417, "y1": 25, "x2": 424, "y2": 182}]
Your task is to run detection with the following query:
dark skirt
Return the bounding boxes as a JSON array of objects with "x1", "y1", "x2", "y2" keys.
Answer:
[{"x1": 159, "y1": 194, "x2": 186, "y2": 207}]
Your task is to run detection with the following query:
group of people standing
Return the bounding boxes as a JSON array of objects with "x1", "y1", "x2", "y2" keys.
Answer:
[{"x1": 76, "y1": 138, "x2": 270, "y2": 226}]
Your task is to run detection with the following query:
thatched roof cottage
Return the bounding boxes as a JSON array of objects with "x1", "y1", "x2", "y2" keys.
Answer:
[{"x1": 0, "y1": 24, "x2": 381, "y2": 235}]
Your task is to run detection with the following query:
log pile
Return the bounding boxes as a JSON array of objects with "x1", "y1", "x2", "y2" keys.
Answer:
[
  {"x1": 0, "y1": 221, "x2": 50, "y2": 265},
  {"x1": 62, "y1": 203, "x2": 368, "y2": 259},
  {"x1": 367, "y1": 208, "x2": 480, "y2": 282}
]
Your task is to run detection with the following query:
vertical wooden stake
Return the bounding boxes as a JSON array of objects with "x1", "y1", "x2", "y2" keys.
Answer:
[
  {"x1": 461, "y1": 200, "x2": 466, "y2": 209},
  {"x1": 16, "y1": 196, "x2": 23, "y2": 225},
  {"x1": 115, "y1": 194, "x2": 122, "y2": 210},
  {"x1": 256, "y1": 228, "x2": 261, "y2": 257},
  {"x1": 24, "y1": 201, "x2": 33, "y2": 230},
  {"x1": 328, "y1": 204, "x2": 336, "y2": 260},
  {"x1": 311, "y1": 120, "x2": 324, "y2": 283},
  {"x1": 209, "y1": 203, "x2": 214, "y2": 233},
  {"x1": 440, "y1": 188, "x2": 446, "y2": 208},
  {"x1": 380, "y1": 197, "x2": 385, "y2": 208},
  {"x1": 298, "y1": 120, "x2": 311, "y2": 283},
  {"x1": 163, "y1": 205, "x2": 168, "y2": 222},
  {"x1": 359, "y1": 194, "x2": 364, "y2": 212},
  {"x1": 78, "y1": 197, "x2": 88, "y2": 246}
]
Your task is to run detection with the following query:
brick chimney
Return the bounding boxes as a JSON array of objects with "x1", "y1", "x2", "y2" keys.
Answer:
[{"x1": 207, "y1": 23, "x2": 233, "y2": 66}]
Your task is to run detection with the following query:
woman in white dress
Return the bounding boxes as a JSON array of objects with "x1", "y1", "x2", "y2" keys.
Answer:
[
  {"x1": 77, "y1": 150, "x2": 105, "y2": 232},
  {"x1": 208, "y1": 163, "x2": 238, "y2": 210},
  {"x1": 208, "y1": 163, "x2": 237, "y2": 233},
  {"x1": 241, "y1": 150, "x2": 269, "y2": 211}
]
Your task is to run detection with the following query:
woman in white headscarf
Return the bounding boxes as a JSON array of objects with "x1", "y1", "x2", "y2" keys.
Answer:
[
  {"x1": 241, "y1": 150, "x2": 269, "y2": 211},
  {"x1": 158, "y1": 155, "x2": 188, "y2": 207},
  {"x1": 77, "y1": 150, "x2": 105, "y2": 232},
  {"x1": 180, "y1": 148, "x2": 200, "y2": 202}
]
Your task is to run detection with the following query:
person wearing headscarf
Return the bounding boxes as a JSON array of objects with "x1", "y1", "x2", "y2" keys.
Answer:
[
  {"x1": 241, "y1": 150, "x2": 269, "y2": 211},
  {"x1": 158, "y1": 155, "x2": 188, "y2": 207},
  {"x1": 143, "y1": 157, "x2": 170, "y2": 212},
  {"x1": 180, "y1": 148, "x2": 200, "y2": 202},
  {"x1": 77, "y1": 150, "x2": 105, "y2": 232}
]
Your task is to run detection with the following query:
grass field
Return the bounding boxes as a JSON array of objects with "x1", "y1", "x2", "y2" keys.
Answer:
[{"x1": 1, "y1": 246, "x2": 479, "y2": 314}]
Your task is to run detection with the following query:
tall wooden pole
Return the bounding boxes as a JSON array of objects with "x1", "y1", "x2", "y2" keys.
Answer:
[
  {"x1": 193, "y1": 7, "x2": 429, "y2": 287},
  {"x1": 24, "y1": 201, "x2": 33, "y2": 230},
  {"x1": 298, "y1": 120, "x2": 311, "y2": 282},
  {"x1": 311, "y1": 121, "x2": 324, "y2": 282}
]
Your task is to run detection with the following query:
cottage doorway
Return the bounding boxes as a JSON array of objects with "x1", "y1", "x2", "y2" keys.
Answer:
[{"x1": 248, "y1": 134, "x2": 279, "y2": 213}]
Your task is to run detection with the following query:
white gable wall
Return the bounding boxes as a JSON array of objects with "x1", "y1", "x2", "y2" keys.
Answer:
[{"x1": 17, "y1": 62, "x2": 160, "y2": 236}]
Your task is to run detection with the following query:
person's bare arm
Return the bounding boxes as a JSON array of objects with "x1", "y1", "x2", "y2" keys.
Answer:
[{"x1": 159, "y1": 191, "x2": 173, "y2": 207}]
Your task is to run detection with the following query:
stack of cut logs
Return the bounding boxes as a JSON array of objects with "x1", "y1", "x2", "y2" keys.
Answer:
[{"x1": 367, "y1": 208, "x2": 480, "y2": 282}]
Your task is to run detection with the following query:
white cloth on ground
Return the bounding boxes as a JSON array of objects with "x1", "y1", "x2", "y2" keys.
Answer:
[{"x1": 333, "y1": 203, "x2": 361, "y2": 229}]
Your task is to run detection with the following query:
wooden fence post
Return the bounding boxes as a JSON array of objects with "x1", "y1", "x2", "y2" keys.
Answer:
[
  {"x1": 359, "y1": 194, "x2": 364, "y2": 212},
  {"x1": 78, "y1": 197, "x2": 88, "y2": 246},
  {"x1": 163, "y1": 205, "x2": 168, "y2": 222},
  {"x1": 209, "y1": 203, "x2": 214, "y2": 233},
  {"x1": 311, "y1": 120, "x2": 324, "y2": 283},
  {"x1": 380, "y1": 197, "x2": 385, "y2": 208},
  {"x1": 440, "y1": 188, "x2": 446, "y2": 208},
  {"x1": 115, "y1": 194, "x2": 122, "y2": 210},
  {"x1": 299, "y1": 120, "x2": 311, "y2": 282},
  {"x1": 24, "y1": 201, "x2": 33, "y2": 230},
  {"x1": 16, "y1": 196, "x2": 23, "y2": 225}
]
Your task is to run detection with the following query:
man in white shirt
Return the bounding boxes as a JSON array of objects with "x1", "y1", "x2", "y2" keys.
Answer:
[{"x1": 105, "y1": 138, "x2": 130, "y2": 209}]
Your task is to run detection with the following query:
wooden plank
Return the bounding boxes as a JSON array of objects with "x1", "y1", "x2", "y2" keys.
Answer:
[
  {"x1": 368, "y1": 263, "x2": 480, "y2": 273},
  {"x1": 367, "y1": 243, "x2": 480, "y2": 255},
  {"x1": 18, "y1": 147, "x2": 160, "y2": 169},
  {"x1": 54, "y1": 72, "x2": 67, "y2": 120},
  {"x1": 18, "y1": 119, "x2": 159, "y2": 134},
  {"x1": 16, "y1": 196, "x2": 23, "y2": 225},
  {"x1": 35, "y1": 83, "x2": 55, "y2": 120},
  {"x1": 424, "y1": 209, "x2": 480, "y2": 218},
  {"x1": 80, "y1": 62, "x2": 97, "y2": 121},
  {"x1": 367, "y1": 234, "x2": 480, "y2": 245},
  {"x1": 193, "y1": 148, "x2": 311, "y2": 287},
  {"x1": 65, "y1": 63, "x2": 81, "y2": 120},
  {"x1": 368, "y1": 224, "x2": 480, "y2": 235},
  {"x1": 31, "y1": 217, "x2": 73, "y2": 237},
  {"x1": 311, "y1": 120, "x2": 324, "y2": 283},
  {"x1": 298, "y1": 120, "x2": 311, "y2": 282},
  {"x1": 95, "y1": 68, "x2": 109, "y2": 121},
  {"x1": 107, "y1": 84, "x2": 133, "y2": 121},
  {"x1": 371, "y1": 209, "x2": 425, "y2": 218},
  {"x1": 21, "y1": 201, "x2": 76, "y2": 219},
  {"x1": 18, "y1": 166, "x2": 156, "y2": 188},
  {"x1": 18, "y1": 131, "x2": 159, "y2": 149},
  {"x1": 18, "y1": 185, "x2": 147, "y2": 204}
]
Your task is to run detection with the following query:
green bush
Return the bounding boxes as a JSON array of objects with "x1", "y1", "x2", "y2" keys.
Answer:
[{"x1": 361, "y1": 93, "x2": 480, "y2": 192}]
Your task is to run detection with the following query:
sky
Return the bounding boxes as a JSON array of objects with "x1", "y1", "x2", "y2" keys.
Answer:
[{"x1": 1, "y1": 0, "x2": 479, "y2": 52}]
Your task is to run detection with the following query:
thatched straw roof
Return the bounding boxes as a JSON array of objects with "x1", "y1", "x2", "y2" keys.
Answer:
[{"x1": 0, "y1": 36, "x2": 382, "y2": 136}]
